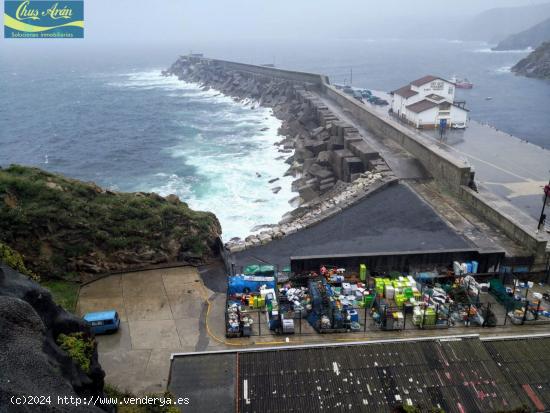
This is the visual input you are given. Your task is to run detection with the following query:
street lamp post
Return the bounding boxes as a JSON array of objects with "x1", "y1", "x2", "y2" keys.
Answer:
[{"x1": 538, "y1": 179, "x2": 550, "y2": 232}]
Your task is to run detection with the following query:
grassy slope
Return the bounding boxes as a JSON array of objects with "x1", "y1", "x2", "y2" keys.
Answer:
[
  {"x1": 0, "y1": 165, "x2": 221, "y2": 279},
  {"x1": 40, "y1": 280, "x2": 80, "y2": 312}
]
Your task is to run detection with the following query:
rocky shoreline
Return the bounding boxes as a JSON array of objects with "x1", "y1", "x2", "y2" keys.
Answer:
[
  {"x1": 165, "y1": 56, "x2": 396, "y2": 253},
  {"x1": 512, "y1": 41, "x2": 550, "y2": 79}
]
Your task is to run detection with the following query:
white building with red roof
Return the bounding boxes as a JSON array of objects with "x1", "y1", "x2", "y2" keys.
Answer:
[{"x1": 390, "y1": 75, "x2": 469, "y2": 129}]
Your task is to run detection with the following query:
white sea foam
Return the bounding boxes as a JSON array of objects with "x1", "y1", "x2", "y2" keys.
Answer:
[
  {"x1": 495, "y1": 66, "x2": 512, "y2": 74},
  {"x1": 437, "y1": 39, "x2": 464, "y2": 44},
  {"x1": 472, "y1": 47, "x2": 533, "y2": 54},
  {"x1": 121, "y1": 71, "x2": 295, "y2": 240}
]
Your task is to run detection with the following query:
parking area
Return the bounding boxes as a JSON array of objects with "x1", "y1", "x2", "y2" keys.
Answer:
[
  {"x1": 76, "y1": 267, "x2": 224, "y2": 394},
  {"x1": 77, "y1": 266, "x2": 550, "y2": 396}
]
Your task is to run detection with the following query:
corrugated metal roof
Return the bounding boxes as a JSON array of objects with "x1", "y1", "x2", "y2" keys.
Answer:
[
  {"x1": 484, "y1": 337, "x2": 550, "y2": 411},
  {"x1": 169, "y1": 336, "x2": 550, "y2": 413},
  {"x1": 237, "y1": 337, "x2": 532, "y2": 413}
]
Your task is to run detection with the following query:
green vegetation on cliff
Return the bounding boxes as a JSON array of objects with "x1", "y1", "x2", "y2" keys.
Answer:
[
  {"x1": 493, "y1": 17, "x2": 550, "y2": 51},
  {"x1": 512, "y1": 42, "x2": 550, "y2": 79},
  {"x1": 56, "y1": 332, "x2": 94, "y2": 373},
  {"x1": 0, "y1": 165, "x2": 221, "y2": 280},
  {"x1": 0, "y1": 241, "x2": 39, "y2": 281},
  {"x1": 41, "y1": 280, "x2": 79, "y2": 312}
]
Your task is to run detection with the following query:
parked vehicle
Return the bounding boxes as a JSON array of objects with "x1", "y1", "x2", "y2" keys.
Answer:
[
  {"x1": 368, "y1": 96, "x2": 389, "y2": 106},
  {"x1": 83, "y1": 310, "x2": 120, "y2": 335},
  {"x1": 451, "y1": 121, "x2": 467, "y2": 129},
  {"x1": 342, "y1": 86, "x2": 354, "y2": 95},
  {"x1": 360, "y1": 89, "x2": 372, "y2": 98}
]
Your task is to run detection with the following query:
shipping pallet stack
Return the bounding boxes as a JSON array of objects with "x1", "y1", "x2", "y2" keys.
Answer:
[
  {"x1": 307, "y1": 277, "x2": 348, "y2": 333},
  {"x1": 225, "y1": 272, "x2": 277, "y2": 338},
  {"x1": 225, "y1": 299, "x2": 255, "y2": 338}
]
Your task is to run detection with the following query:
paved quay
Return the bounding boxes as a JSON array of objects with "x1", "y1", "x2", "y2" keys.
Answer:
[
  {"x1": 78, "y1": 266, "x2": 550, "y2": 396},
  {"x1": 365, "y1": 93, "x2": 550, "y2": 222},
  {"x1": 77, "y1": 267, "x2": 225, "y2": 394},
  {"x1": 423, "y1": 121, "x2": 550, "y2": 221}
]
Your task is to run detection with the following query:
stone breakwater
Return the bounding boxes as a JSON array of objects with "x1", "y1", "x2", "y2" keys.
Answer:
[{"x1": 165, "y1": 56, "x2": 396, "y2": 252}]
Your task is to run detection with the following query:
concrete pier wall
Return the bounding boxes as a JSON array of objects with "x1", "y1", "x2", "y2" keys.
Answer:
[
  {"x1": 322, "y1": 84, "x2": 472, "y2": 191},
  {"x1": 319, "y1": 85, "x2": 547, "y2": 268},
  {"x1": 188, "y1": 56, "x2": 329, "y2": 86},
  {"x1": 184, "y1": 57, "x2": 548, "y2": 266},
  {"x1": 459, "y1": 186, "x2": 548, "y2": 266}
]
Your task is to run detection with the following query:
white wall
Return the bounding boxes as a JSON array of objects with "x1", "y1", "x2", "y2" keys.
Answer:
[
  {"x1": 391, "y1": 94, "x2": 403, "y2": 114},
  {"x1": 392, "y1": 92, "x2": 423, "y2": 116},
  {"x1": 450, "y1": 106, "x2": 468, "y2": 125},
  {"x1": 414, "y1": 106, "x2": 439, "y2": 127},
  {"x1": 394, "y1": 78, "x2": 467, "y2": 128},
  {"x1": 413, "y1": 79, "x2": 455, "y2": 101}
]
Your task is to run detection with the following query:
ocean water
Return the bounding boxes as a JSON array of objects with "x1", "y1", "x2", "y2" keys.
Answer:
[
  {"x1": 1, "y1": 39, "x2": 549, "y2": 239},
  {"x1": 0, "y1": 60, "x2": 294, "y2": 240},
  {"x1": 196, "y1": 38, "x2": 550, "y2": 149}
]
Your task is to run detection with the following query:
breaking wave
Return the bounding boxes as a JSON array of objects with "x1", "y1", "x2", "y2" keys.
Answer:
[
  {"x1": 472, "y1": 47, "x2": 533, "y2": 54},
  {"x1": 110, "y1": 70, "x2": 294, "y2": 240},
  {"x1": 495, "y1": 66, "x2": 512, "y2": 74}
]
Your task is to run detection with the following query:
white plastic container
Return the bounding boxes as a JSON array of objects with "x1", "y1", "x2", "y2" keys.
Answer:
[
  {"x1": 342, "y1": 283, "x2": 352, "y2": 295},
  {"x1": 453, "y1": 261, "x2": 462, "y2": 275}
]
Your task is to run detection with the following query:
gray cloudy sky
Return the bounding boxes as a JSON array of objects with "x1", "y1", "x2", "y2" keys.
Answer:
[
  {"x1": 1, "y1": 0, "x2": 549, "y2": 49},
  {"x1": 73, "y1": 0, "x2": 550, "y2": 44}
]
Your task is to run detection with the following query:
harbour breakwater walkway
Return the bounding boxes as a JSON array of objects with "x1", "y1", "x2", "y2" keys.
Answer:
[{"x1": 166, "y1": 55, "x2": 549, "y2": 272}]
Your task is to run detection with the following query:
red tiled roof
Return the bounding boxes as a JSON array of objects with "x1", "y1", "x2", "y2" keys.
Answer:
[
  {"x1": 410, "y1": 75, "x2": 441, "y2": 87},
  {"x1": 406, "y1": 99, "x2": 438, "y2": 113},
  {"x1": 392, "y1": 85, "x2": 418, "y2": 98}
]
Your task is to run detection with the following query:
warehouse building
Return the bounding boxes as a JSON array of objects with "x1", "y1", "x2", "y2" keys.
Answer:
[
  {"x1": 169, "y1": 334, "x2": 550, "y2": 413},
  {"x1": 229, "y1": 183, "x2": 505, "y2": 275},
  {"x1": 391, "y1": 75, "x2": 469, "y2": 129}
]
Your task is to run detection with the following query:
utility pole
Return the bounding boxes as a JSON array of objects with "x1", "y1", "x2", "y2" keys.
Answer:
[
  {"x1": 350, "y1": 68, "x2": 353, "y2": 86},
  {"x1": 537, "y1": 177, "x2": 550, "y2": 231}
]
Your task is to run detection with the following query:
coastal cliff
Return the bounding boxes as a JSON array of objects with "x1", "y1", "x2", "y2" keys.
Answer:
[
  {"x1": 493, "y1": 17, "x2": 550, "y2": 51},
  {"x1": 0, "y1": 165, "x2": 221, "y2": 280},
  {"x1": 458, "y1": 3, "x2": 550, "y2": 42},
  {"x1": 512, "y1": 42, "x2": 550, "y2": 79},
  {"x1": 0, "y1": 264, "x2": 108, "y2": 412}
]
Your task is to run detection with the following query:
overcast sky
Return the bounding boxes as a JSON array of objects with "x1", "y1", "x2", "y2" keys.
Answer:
[
  {"x1": 1, "y1": 0, "x2": 549, "y2": 51},
  {"x1": 88, "y1": 0, "x2": 550, "y2": 44}
]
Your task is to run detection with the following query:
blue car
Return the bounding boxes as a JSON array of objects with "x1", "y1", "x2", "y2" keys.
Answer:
[{"x1": 83, "y1": 310, "x2": 120, "y2": 335}]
